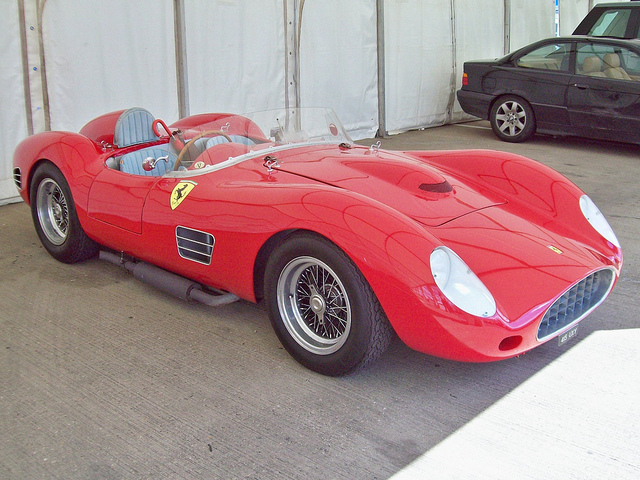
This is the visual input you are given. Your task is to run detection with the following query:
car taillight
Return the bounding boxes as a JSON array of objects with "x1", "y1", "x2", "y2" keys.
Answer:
[{"x1": 462, "y1": 72, "x2": 468, "y2": 86}]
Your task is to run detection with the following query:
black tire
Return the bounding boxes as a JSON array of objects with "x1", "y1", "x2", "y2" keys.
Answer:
[
  {"x1": 264, "y1": 233, "x2": 393, "y2": 376},
  {"x1": 490, "y1": 95, "x2": 536, "y2": 143},
  {"x1": 29, "y1": 162, "x2": 99, "y2": 263}
]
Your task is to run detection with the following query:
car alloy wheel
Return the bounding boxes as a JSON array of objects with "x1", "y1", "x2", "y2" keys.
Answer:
[
  {"x1": 490, "y1": 95, "x2": 536, "y2": 142},
  {"x1": 495, "y1": 100, "x2": 526, "y2": 137}
]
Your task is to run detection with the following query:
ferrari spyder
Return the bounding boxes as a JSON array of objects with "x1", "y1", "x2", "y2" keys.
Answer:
[{"x1": 12, "y1": 107, "x2": 623, "y2": 375}]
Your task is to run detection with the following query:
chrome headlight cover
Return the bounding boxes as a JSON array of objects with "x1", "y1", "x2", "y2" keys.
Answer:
[
  {"x1": 430, "y1": 246, "x2": 497, "y2": 318},
  {"x1": 580, "y1": 195, "x2": 620, "y2": 248}
]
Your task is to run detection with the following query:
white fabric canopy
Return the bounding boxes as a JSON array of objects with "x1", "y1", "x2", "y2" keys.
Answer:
[
  {"x1": 300, "y1": 0, "x2": 379, "y2": 139},
  {"x1": 0, "y1": 0, "x2": 574, "y2": 204},
  {"x1": 185, "y1": 0, "x2": 286, "y2": 116},
  {"x1": 0, "y1": 0, "x2": 29, "y2": 205},
  {"x1": 43, "y1": 0, "x2": 179, "y2": 131}
]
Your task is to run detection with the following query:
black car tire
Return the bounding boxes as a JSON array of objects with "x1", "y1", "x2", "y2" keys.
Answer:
[
  {"x1": 30, "y1": 162, "x2": 99, "y2": 263},
  {"x1": 490, "y1": 95, "x2": 536, "y2": 143},
  {"x1": 264, "y1": 232, "x2": 393, "y2": 376}
]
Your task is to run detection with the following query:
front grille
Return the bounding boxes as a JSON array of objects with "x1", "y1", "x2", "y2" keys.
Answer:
[
  {"x1": 537, "y1": 268, "x2": 615, "y2": 341},
  {"x1": 13, "y1": 168, "x2": 22, "y2": 190},
  {"x1": 176, "y1": 226, "x2": 215, "y2": 265}
]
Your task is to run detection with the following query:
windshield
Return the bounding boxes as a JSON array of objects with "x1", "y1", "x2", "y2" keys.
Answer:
[
  {"x1": 245, "y1": 108, "x2": 352, "y2": 144},
  {"x1": 169, "y1": 107, "x2": 352, "y2": 174}
]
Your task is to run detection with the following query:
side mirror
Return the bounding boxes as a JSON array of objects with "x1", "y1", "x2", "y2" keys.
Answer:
[
  {"x1": 142, "y1": 155, "x2": 169, "y2": 172},
  {"x1": 142, "y1": 157, "x2": 157, "y2": 171}
]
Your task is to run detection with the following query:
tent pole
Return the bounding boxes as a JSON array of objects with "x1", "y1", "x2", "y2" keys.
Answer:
[
  {"x1": 504, "y1": 0, "x2": 511, "y2": 54},
  {"x1": 174, "y1": 0, "x2": 189, "y2": 119},
  {"x1": 376, "y1": 0, "x2": 386, "y2": 137}
]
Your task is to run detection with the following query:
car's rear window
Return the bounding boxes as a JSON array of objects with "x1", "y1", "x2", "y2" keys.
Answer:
[{"x1": 516, "y1": 43, "x2": 571, "y2": 72}]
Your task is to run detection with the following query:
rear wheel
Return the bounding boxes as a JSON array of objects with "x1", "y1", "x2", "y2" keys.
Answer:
[
  {"x1": 30, "y1": 162, "x2": 98, "y2": 263},
  {"x1": 490, "y1": 95, "x2": 536, "y2": 142},
  {"x1": 264, "y1": 233, "x2": 393, "y2": 376}
]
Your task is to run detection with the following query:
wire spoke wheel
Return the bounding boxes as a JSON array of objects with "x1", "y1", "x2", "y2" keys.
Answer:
[
  {"x1": 29, "y1": 162, "x2": 98, "y2": 263},
  {"x1": 277, "y1": 256, "x2": 351, "y2": 355},
  {"x1": 36, "y1": 178, "x2": 69, "y2": 246}
]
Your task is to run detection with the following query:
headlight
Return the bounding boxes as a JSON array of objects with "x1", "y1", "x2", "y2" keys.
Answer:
[
  {"x1": 430, "y1": 246, "x2": 496, "y2": 318},
  {"x1": 580, "y1": 195, "x2": 620, "y2": 248}
]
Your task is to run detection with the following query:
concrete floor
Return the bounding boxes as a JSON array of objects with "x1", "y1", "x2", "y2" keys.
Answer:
[{"x1": 1, "y1": 122, "x2": 638, "y2": 479}]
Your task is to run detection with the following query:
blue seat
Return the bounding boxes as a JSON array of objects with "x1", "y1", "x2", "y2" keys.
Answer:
[
  {"x1": 113, "y1": 107, "x2": 179, "y2": 176},
  {"x1": 119, "y1": 148, "x2": 177, "y2": 176},
  {"x1": 114, "y1": 107, "x2": 158, "y2": 147}
]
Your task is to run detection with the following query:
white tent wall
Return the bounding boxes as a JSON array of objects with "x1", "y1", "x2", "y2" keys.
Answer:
[
  {"x1": 384, "y1": 0, "x2": 454, "y2": 134},
  {"x1": 1, "y1": 0, "x2": 29, "y2": 205},
  {"x1": 43, "y1": 0, "x2": 179, "y2": 131},
  {"x1": 1, "y1": 0, "x2": 563, "y2": 204},
  {"x1": 450, "y1": 0, "x2": 506, "y2": 123},
  {"x1": 508, "y1": 0, "x2": 556, "y2": 52},
  {"x1": 299, "y1": 0, "x2": 379, "y2": 139},
  {"x1": 384, "y1": 0, "x2": 509, "y2": 133},
  {"x1": 184, "y1": 0, "x2": 286, "y2": 116}
]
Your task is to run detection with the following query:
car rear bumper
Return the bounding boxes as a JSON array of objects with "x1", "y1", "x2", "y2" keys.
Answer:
[{"x1": 457, "y1": 89, "x2": 493, "y2": 120}]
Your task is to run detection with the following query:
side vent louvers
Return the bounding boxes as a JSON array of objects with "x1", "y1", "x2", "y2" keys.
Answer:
[
  {"x1": 13, "y1": 168, "x2": 22, "y2": 190},
  {"x1": 176, "y1": 226, "x2": 215, "y2": 265}
]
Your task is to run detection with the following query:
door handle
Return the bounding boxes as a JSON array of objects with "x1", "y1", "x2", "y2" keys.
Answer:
[{"x1": 573, "y1": 84, "x2": 589, "y2": 90}]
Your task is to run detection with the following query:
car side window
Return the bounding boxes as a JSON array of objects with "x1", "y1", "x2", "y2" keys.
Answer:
[
  {"x1": 516, "y1": 43, "x2": 571, "y2": 72},
  {"x1": 587, "y1": 9, "x2": 631, "y2": 38},
  {"x1": 577, "y1": 42, "x2": 640, "y2": 81}
]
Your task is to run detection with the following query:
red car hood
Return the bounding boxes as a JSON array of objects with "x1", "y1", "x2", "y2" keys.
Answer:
[{"x1": 274, "y1": 145, "x2": 506, "y2": 226}]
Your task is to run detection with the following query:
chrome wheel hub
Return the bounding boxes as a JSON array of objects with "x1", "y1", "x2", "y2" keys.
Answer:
[
  {"x1": 496, "y1": 101, "x2": 526, "y2": 136},
  {"x1": 36, "y1": 178, "x2": 69, "y2": 246},
  {"x1": 277, "y1": 256, "x2": 351, "y2": 355}
]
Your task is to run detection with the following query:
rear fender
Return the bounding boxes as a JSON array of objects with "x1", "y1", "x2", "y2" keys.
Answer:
[{"x1": 13, "y1": 131, "x2": 102, "y2": 212}]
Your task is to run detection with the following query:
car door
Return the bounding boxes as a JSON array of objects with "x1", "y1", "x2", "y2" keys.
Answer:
[
  {"x1": 500, "y1": 41, "x2": 574, "y2": 128},
  {"x1": 568, "y1": 42, "x2": 640, "y2": 140},
  {"x1": 87, "y1": 167, "x2": 159, "y2": 234}
]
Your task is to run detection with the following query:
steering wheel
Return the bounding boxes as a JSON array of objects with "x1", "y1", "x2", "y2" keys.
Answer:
[{"x1": 174, "y1": 130, "x2": 233, "y2": 171}]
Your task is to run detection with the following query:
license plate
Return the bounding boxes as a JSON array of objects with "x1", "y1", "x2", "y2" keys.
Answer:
[{"x1": 558, "y1": 325, "x2": 579, "y2": 346}]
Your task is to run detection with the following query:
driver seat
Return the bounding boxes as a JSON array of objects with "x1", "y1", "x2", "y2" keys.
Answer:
[
  {"x1": 114, "y1": 107, "x2": 158, "y2": 147},
  {"x1": 114, "y1": 107, "x2": 177, "y2": 176}
]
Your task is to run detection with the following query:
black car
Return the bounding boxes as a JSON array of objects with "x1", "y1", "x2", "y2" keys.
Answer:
[{"x1": 457, "y1": 36, "x2": 640, "y2": 143}]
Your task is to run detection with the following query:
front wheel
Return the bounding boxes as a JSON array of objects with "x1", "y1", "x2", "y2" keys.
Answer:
[
  {"x1": 490, "y1": 95, "x2": 536, "y2": 143},
  {"x1": 30, "y1": 162, "x2": 98, "y2": 263},
  {"x1": 264, "y1": 233, "x2": 393, "y2": 376}
]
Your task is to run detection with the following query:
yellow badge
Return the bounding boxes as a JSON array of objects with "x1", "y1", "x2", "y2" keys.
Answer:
[
  {"x1": 547, "y1": 245, "x2": 563, "y2": 255},
  {"x1": 170, "y1": 181, "x2": 197, "y2": 210}
]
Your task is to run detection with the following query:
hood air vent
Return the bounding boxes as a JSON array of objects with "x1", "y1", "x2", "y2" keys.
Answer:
[{"x1": 419, "y1": 180, "x2": 453, "y2": 193}]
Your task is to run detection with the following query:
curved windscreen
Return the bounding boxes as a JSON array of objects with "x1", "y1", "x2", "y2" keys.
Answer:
[{"x1": 167, "y1": 108, "x2": 352, "y2": 175}]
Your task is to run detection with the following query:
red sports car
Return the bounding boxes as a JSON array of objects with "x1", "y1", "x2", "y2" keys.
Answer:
[{"x1": 12, "y1": 107, "x2": 623, "y2": 375}]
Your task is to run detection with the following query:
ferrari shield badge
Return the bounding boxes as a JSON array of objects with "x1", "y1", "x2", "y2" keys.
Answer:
[
  {"x1": 171, "y1": 181, "x2": 197, "y2": 210},
  {"x1": 547, "y1": 245, "x2": 563, "y2": 255}
]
